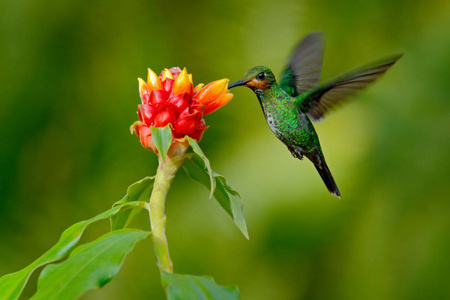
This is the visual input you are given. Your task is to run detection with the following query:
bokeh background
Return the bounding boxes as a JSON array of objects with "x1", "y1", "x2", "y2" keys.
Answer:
[{"x1": 1, "y1": 0, "x2": 450, "y2": 299}]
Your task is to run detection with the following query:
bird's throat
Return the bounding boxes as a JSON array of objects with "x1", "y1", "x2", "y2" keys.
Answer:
[
  {"x1": 252, "y1": 84, "x2": 278, "y2": 104},
  {"x1": 254, "y1": 89, "x2": 265, "y2": 101}
]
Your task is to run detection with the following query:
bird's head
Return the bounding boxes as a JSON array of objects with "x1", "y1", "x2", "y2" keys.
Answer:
[{"x1": 228, "y1": 66, "x2": 277, "y2": 91}]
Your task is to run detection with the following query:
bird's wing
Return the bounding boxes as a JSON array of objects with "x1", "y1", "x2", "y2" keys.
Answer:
[
  {"x1": 297, "y1": 54, "x2": 403, "y2": 122},
  {"x1": 279, "y1": 32, "x2": 325, "y2": 97}
]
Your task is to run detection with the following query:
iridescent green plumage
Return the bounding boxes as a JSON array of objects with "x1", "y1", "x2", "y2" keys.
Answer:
[{"x1": 229, "y1": 32, "x2": 402, "y2": 198}]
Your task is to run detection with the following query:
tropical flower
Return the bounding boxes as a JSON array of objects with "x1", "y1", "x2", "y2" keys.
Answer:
[{"x1": 131, "y1": 67, "x2": 233, "y2": 156}]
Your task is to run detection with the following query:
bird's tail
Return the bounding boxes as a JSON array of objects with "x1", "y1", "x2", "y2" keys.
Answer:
[{"x1": 313, "y1": 157, "x2": 341, "y2": 198}]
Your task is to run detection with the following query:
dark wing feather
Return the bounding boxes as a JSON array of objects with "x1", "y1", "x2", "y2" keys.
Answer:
[
  {"x1": 299, "y1": 54, "x2": 403, "y2": 122},
  {"x1": 279, "y1": 32, "x2": 325, "y2": 97}
]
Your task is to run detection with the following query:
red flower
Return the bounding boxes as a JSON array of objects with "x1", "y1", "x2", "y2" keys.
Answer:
[{"x1": 131, "y1": 67, "x2": 233, "y2": 155}]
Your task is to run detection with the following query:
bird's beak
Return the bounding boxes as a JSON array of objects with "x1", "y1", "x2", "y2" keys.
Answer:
[{"x1": 228, "y1": 79, "x2": 247, "y2": 89}]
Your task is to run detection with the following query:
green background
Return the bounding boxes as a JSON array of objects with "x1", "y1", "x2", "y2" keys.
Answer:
[{"x1": 1, "y1": 0, "x2": 449, "y2": 299}]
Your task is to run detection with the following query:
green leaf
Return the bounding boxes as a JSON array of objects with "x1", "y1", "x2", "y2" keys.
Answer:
[
  {"x1": 213, "y1": 173, "x2": 248, "y2": 239},
  {"x1": 151, "y1": 125, "x2": 173, "y2": 161},
  {"x1": 162, "y1": 272, "x2": 239, "y2": 300},
  {"x1": 0, "y1": 202, "x2": 142, "y2": 300},
  {"x1": 186, "y1": 136, "x2": 215, "y2": 197},
  {"x1": 111, "y1": 176, "x2": 154, "y2": 230},
  {"x1": 182, "y1": 154, "x2": 249, "y2": 239},
  {"x1": 31, "y1": 229, "x2": 150, "y2": 300}
]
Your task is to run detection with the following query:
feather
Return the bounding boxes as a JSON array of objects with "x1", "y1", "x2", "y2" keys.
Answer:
[
  {"x1": 279, "y1": 32, "x2": 325, "y2": 97},
  {"x1": 298, "y1": 54, "x2": 403, "y2": 122}
]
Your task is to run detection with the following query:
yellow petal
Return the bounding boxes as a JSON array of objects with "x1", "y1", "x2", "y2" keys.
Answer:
[
  {"x1": 188, "y1": 73, "x2": 193, "y2": 85},
  {"x1": 196, "y1": 78, "x2": 229, "y2": 105},
  {"x1": 147, "y1": 68, "x2": 163, "y2": 90},
  {"x1": 138, "y1": 78, "x2": 149, "y2": 94},
  {"x1": 130, "y1": 121, "x2": 143, "y2": 134},
  {"x1": 172, "y1": 67, "x2": 191, "y2": 95},
  {"x1": 162, "y1": 68, "x2": 174, "y2": 81},
  {"x1": 193, "y1": 83, "x2": 204, "y2": 93}
]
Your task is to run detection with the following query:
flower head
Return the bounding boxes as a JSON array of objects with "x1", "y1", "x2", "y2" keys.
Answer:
[{"x1": 131, "y1": 67, "x2": 233, "y2": 155}]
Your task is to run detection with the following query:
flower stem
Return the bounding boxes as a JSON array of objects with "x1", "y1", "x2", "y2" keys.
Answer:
[{"x1": 147, "y1": 155, "x2": 185, "y2": 275}]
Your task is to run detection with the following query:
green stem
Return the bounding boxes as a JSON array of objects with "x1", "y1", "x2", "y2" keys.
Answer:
[{"x1": 147, "y1": 155, "x2": 185, "y2": 275}]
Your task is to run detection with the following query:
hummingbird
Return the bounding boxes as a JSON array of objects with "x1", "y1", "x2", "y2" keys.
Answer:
[{"x1": 228, "y1": 32, "x2": 402, "y2": 198}]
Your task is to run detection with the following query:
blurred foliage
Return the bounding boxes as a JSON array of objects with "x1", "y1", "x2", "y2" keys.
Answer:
[{"x1": 1, "y1": 0, "x2": 449, "y2": 299}]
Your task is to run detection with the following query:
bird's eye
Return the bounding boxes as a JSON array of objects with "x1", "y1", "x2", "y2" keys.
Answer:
[{"x1": 256, "y1": 72, "x2": 266, "y2": 80}]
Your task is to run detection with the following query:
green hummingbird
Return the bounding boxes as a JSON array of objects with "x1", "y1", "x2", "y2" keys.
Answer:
[{"x1": 228, "y1": 32, "x2": 402, "y2": 198}]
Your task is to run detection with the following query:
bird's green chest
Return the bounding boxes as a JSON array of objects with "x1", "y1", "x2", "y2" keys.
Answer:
[
  {"x1": 263, "y1": 101, "x2": 298, "y2": 134},
  {"x1": 260, "y1": 91, "x2": 319, "y2": 152}
]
